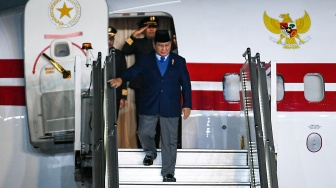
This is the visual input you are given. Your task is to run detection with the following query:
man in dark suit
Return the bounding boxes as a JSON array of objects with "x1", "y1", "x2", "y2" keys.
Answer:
[
  {"x1": 109, "y1": 30, "x2": 192, "y2": 182},
  {"x1": 122, "y1": 16, "x2": 161, "y2": 148},
  {"x1": 108, "y1": 26, "x2": 127, "y2": 117}
]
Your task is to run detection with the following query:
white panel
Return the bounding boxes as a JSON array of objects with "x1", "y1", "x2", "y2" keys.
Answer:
[
  {"x1": 0, "y1": 78, "x2": 24, "y2": 86},
  {"x1": 277, "y1": 112, "x2": 336, "y2": 188},
  {"x1": 285, "y1": 83, "x2": 336, "y2": 91},
  {"x1": 182, "y1": 110, "x2": 245, "y2": 150},
  {"x1": 0, "y1": 106, "x2": 79, "y2": 188},
  {"x1": 191, "y1": 81, "x2": 222, "y2": 91},
  {"x1": 284, "y1": 83, "x2": 304, "y2": 91}
]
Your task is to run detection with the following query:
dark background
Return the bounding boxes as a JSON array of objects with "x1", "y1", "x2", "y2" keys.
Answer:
[{"x1": 0, "y1": 0, "x2": 28, "y2": 11}]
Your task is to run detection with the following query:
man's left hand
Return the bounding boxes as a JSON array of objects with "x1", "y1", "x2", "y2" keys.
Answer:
[
  {"x1": 119, "y1": 99, "x2": 125, "y2": 108},
  {"x1": 182, "y1": 108, "x2": 191, "y2": 120}
]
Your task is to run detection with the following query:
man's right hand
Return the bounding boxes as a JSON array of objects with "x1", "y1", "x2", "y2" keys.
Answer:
[
  {"x1": 108, "y1": 78, "x2": 122, "y2": 88},
  {"x1": 132, "y1": 25, "x2": 149, "y2": 38}
]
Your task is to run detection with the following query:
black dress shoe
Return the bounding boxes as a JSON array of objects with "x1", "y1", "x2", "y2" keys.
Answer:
[
  {"x1": 143, "y1": 155, "x2": 155, "y2": 166},
  {"x1": 163, "y1": 174, "x2": 176, "y2": 182}
]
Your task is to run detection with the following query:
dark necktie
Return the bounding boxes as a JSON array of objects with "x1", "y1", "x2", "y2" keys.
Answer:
[{"x1": 160, "y1": 56, "x2": 165, "y2": 63}]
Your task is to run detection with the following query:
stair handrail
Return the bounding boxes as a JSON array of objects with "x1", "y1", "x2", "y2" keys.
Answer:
[
  {"x1": 240, "y1": 48, "x2": 278, "y2": 188},
  {"x1": 105, "y1": 49, "x2": 120, "y2": 187}
]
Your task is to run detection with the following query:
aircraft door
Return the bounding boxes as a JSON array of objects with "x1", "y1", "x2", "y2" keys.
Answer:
[{"x1": 24, "y1": 0, "x2": 108, "y2": 151}]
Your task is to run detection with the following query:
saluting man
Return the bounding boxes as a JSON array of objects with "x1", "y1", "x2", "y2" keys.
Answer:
[
  {"x1": 109, "y1": 30, "x2": 192, "y2": 182},
  {"x1": 122, "y1": 16, "x2": 161, "y2": 148}
]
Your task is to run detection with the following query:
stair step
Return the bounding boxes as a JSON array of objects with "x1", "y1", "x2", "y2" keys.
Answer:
[
  {"x1": 116, "y1": 149, "x2": 258, "y2": 187},
  {"x1": 119, "y1": 168, "x2": 254, "y2": 182},
  {"x1": 120, "y1": 182, "x2": 255, "y2": 188},
  {"x1": 118, "y1": 149, "x2": 248, "y2": 166},
  {"x1": 120, "y1": 165, "x2": 249, "y2": 169}
]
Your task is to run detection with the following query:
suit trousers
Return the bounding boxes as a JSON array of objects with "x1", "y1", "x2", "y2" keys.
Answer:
[
  {"x1": 138, "y1": 114, "x2": 179, "y2": 176},
  {"x1": 134, "y1": 88, "x2": 161, "y2": 148}
]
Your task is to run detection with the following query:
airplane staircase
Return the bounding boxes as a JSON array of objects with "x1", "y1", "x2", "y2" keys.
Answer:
[{"x1": 118, "y1": 149, "x2": 258, "y2": 187}]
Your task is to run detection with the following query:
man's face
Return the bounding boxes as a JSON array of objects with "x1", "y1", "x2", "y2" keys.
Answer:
[
  {"x1": 108, "y1": 37, "x2": 114, "y2": 48},
  {"x1": 154, "y1": 41, "x2": 171, "y2": 57},
  {"x1": 144, "y1": 25, "x2": 157, "y2": 39}
]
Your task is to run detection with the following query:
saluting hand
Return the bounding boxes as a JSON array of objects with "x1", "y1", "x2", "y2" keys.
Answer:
[
  {"x1": 108, "y1": 78, "x2": 122, "y2": 88},
  {"x1": 182, "y1": 108, "x2": 191, "y2": 120},
  {"x1": 132, "y1": 25, "x2": 149, "y2": 38}
]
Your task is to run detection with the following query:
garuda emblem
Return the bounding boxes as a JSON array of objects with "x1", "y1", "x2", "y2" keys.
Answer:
[{"x1": 264, "y1": 11, "x2": 311, "y2": 49}]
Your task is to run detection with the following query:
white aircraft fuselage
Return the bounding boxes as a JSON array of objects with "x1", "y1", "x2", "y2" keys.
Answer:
[{"x1": 1, "y1": 0, "x2": 336, "y2": 187}]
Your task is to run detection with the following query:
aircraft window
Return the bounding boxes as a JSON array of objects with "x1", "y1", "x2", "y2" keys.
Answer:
[
  {"x1": 54, "y1": 42, "x2": 70, "y2": 57},
  {"x1": 304, "y1": 73, "x2": 324, "y2": 102},
  {"x1": 223, "y1": 73, "x2": 240, "y2": 102},
  {"x1": 276, "y1": 74, "x2": 284, "y2": 101}
]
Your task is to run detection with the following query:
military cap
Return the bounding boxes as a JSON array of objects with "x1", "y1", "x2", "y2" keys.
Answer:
[
  {"x1": 154, "y1": 30, "x2": 171, "y2": 43},
  {"x1": 108, "y1": 26, "x2": 117, "y2": 37},
  {"x1": 138, "y1": 16, "x2": 159, "y2": 28}
]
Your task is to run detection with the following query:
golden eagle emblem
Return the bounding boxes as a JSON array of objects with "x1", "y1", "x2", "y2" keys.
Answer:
[{"x1": 264, "y1": 11, "x2": 311, "y2": 49}]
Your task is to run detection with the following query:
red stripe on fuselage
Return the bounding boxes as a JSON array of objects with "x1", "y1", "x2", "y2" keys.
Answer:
[
  {"x1": 0, "y1": 59, "x2": 24, "y2": 78},
  {"x1": 277, "y1": 63, "x2": 336, "y2": 83},
  {"x1": 1, "y1": 60, "x2": 336, "y2": 111},
  {"x1": 0, "y1": 86, "x2": 26, "y2": 106},
  {"x1": 277, "y1": 91, "x2": 336, "y2": 111},
  {"x1": 186, "y1": 63, "x2": 242, "y2": 81},
  {"x1": 191, "y1": 90, "x2": 240, "y2": 111}
]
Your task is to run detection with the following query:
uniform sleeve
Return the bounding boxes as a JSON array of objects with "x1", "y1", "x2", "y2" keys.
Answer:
[{"x1": 121, "y1": 35, "x2": 136, "y2": 55}]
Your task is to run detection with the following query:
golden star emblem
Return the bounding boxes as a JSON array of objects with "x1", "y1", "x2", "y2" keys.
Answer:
[{"x1": 57, "y1": 3, "x2": 73, "y2": 19}]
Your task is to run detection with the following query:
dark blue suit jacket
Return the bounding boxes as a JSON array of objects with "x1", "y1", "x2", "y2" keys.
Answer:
[{"x1": 120, "y1": 51, "x2": 192, "y2": 117}]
